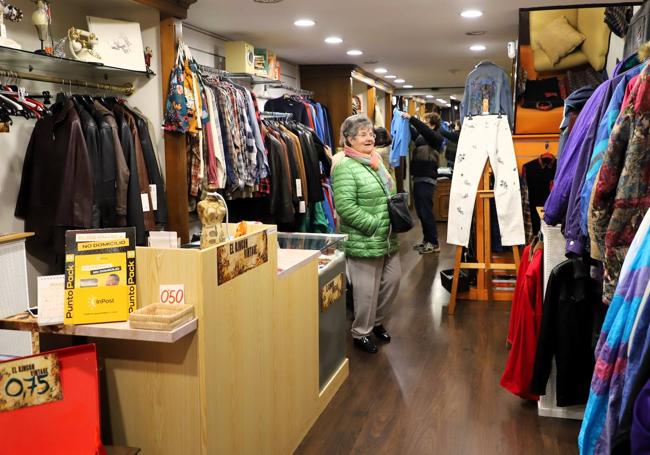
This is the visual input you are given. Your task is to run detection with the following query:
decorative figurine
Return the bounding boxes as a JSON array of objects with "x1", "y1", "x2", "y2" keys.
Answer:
[
  {"x1": 197, "y1": 191, "x2": 228, "y2": 249},
  {"x1": 31, "y1": 0, "x2": 51, "y2": 55},
  {"x1": 0, "y1": 1, "x2": 23, "y2": 50},
  {"x1": 144, "y1": 46, "x2": 152, "y2": 71},
  {"x1": 67, "y1": 27, "x2": 101, "y2": 62}
]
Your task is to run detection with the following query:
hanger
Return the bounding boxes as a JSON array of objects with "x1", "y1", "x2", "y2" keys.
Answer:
[
  {"x1": 55, "y1": 78, "x2": 69, "y2": 104},
  {"x1": 540, "y1": 142, "x2": 554, "y2": 160}
]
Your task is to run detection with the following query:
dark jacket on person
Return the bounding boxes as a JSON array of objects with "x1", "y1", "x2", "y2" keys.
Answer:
[{"x1": 409, "y1": 117, "x2": 442, "y2": 184}]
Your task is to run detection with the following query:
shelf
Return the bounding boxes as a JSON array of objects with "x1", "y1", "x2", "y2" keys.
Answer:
[
  {"x1": 0, "y1": 45, "x2": 155, "y2": 85},
  {"x1": 227, "y1": 72, "x2": 282, "y2": 86},
  {"x1": 0, "y1": 312, "x2": 197, "y2": 343}
]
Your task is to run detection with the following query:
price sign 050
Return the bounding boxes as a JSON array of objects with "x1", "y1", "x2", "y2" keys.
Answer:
[
  {"x1": 159, "y1": 284, "x2": 185, "y2": 305},
  {"x1": 0, "y1": 353, "x2": 63, "y2": 412}
]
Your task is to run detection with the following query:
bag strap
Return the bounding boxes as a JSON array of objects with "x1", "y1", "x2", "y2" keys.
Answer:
[{"x1": 358, "y1": 159, "x2": 390, "y2": 199}]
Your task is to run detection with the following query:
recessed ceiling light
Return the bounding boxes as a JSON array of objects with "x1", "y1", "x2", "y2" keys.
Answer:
[
  {"x1": 425, "y1": 95, "x2": 434, "y2": 99},
  {"x1": 374, "y1": 68, "x2": 388, "y2": 74},
  {"x1": 325, "y1": 36, "x2": 342, "y2": 44},
  {"x1": 385, "y1": 75, "x2": 397, "y2": 79},
  {"x1": 436, "y1": 98, "x2": 446, "y2": 103},
  {"x1": 461, "y1": 9, "x2": 483, "y2": 18},
  {"x1": 394, "y1": 78, "x2": 405, "y2": 83},
  {"x1": 469, "y1": 44, "x2": 487, "y2": 52},
  {"x1": 403, "y1": 85, "x2": 414, "y2": 88},
  {"x1": 450, "y1": 95, "x2": 457, "y2": 100},
  {"x1": 294, "y1": 19, "x2": 316, "y2": 27},
  {"x1": 346, "y1": 49, "x2": 363, "y2": 56}
]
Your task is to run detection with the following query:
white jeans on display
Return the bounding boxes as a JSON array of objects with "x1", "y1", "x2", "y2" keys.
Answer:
[{"x1": 447, "y1": 115, "x2": 525, "y2": 247}]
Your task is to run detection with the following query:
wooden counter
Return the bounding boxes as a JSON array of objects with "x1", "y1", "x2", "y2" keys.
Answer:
[{"x1": 98, "y1": 224, "x2": 348, "y2": 455}]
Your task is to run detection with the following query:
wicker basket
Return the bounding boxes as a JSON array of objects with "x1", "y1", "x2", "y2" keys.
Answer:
[{"x1": 129, "y1": 303, "x2": 195, "y2": 331}]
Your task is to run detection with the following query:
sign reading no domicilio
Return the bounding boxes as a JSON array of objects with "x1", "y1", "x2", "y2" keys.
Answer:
[
  {"x1": 217, "y1": 231, "x2": 269, "y2": 285},
  {"x1": 0, "y1": 353, "x2": 63, "y2": 412}
]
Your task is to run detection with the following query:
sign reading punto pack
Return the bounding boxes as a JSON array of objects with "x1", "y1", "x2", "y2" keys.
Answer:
[{"x1": 64, "y1": 228, "x2": 137, "y2": 325}]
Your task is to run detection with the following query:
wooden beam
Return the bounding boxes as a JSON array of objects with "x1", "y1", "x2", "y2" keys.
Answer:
[
  {"x1": 367, "y1": 86, "x2": 376, "y2": 121},
  {"x1": 160, "y1": 18, "x2": 190, "y2": 243},
  {"x1": 133, "y1": 0, "x2": 196, "y2": 19}
]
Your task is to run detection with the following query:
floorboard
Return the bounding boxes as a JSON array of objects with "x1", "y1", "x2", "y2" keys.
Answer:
[{"x1": 296, "y1": 223, "x2": 580, "y2": 455}]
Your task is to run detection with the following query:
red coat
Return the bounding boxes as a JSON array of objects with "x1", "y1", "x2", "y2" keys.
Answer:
[{"x1": 501, "y1": 246, "x2": 544, "y2": 400}]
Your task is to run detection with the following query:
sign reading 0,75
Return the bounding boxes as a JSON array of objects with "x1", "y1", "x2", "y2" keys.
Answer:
[{"x1": 0, "y1": 353, "x2": 63, "y2": 412}]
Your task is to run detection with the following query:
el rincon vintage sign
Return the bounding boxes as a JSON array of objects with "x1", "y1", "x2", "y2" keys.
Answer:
[
  {"x1": 0, "y1": 353, "x2": 63, "y2": 413},
  {"x1": 320, "y1": 273, "x2": 345, "y2": 312},
  {"x1": 217, "y1": 231, "x2": 269, "y2": 285}
]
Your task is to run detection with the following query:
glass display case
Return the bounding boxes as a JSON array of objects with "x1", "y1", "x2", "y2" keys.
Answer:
[{"x1": 277, "y1": 232, "x2": 347, "y2": 390}]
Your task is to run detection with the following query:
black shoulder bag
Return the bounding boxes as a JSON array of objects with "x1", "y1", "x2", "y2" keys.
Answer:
[{"x1": 362, "y1": 165, "x2": 414, "y2": 234}]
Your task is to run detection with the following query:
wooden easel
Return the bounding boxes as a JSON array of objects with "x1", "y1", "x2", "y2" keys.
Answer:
[{"x1": 448, "y1": 163, "x2": 521, "y2": 315}]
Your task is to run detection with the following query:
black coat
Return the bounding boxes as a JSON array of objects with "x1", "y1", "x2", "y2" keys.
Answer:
[
  {"x1": 15, "y1": 100, "x2": 94, "y2": 265},
  {"x1": 134, "y1": 112, "x2": 168, "y2": 225},
  {"x1": 531, "y1": 257, "x2": 605, "y2": 406},
  {"x1": 114, "y1": 108, "x2": 146, "y2": 245}
]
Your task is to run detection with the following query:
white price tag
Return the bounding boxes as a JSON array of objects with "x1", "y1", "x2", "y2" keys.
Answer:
[
  {"x1": 296, "y1": 179, "x2": 303, "y2": 198},
  {"x1": 159, "y1": 284, "x2": 185, "y2": 305},
  {"x1": 299, "y1": 201, "x2": 306, "y2": 213},
  {"x1": 141, "y1": 193, "x2": 151, "y2": 212},
  {"x1": 149, "y1": 184, "x2": 158, "y2": 211}
]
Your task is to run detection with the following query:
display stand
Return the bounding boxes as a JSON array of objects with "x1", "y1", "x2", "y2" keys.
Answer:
[
  {"x1": 448, "y1": 163, "x2": 521, "y2": 315},
  {"x1": 538, "y1": 219, "x2": 585, "y2": 420},
  {"x1": 0, "y1": 225, "x2": 348, "y2": 454},
  {"x1": 94, "y1": 224, "x2": 347, "y2": 454}
]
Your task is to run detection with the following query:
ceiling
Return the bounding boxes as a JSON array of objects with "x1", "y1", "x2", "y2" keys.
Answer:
[{"x1": 187, "y1": 0, "x2": 618, "y2": 97}]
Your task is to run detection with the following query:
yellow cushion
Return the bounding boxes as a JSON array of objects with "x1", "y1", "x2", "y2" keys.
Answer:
[
  {"x1": 536, "y1": 16, "x2": 586, "y2": 65},
  {"x1": 533, "y1": 49, "x2": 589, "y2": 73}
]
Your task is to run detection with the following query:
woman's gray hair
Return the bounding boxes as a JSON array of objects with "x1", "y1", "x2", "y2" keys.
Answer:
[{"x1": 340, "y1": 114, "x2": 373, "y2": 146}]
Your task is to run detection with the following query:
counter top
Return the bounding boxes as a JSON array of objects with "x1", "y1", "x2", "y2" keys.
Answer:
[
  {"x1": 0, "y1": 312, "x2": 197, "y2": 343},
  {"x1": 277, "y1": 249, "x2": 320, "y2": 278}
]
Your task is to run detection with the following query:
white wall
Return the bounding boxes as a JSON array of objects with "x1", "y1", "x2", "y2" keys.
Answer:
[
  {"x1": 607, "y1": 32, "x2": 626, "y2": 77},
  {"x1": 0, "y1": 0, "x2": 163, "y2": 306}
]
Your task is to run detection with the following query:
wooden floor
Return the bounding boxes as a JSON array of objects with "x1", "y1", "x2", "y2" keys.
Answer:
[{"x1": 296, "y1": 224, "x2": 581, "y2": 455}]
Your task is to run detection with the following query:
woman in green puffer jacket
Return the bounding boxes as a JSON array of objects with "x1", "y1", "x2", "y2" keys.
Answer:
[{"x1": 331, "y1": 114, "x2": 402, "y2": 354}]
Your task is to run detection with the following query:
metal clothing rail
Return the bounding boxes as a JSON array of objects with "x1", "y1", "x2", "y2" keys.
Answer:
[
  {"x1": 260, "y1": 111, "x2": 293, "y2": 120},
  {"x1": 0, "y1": 68, "x2": 134, "y2": 96},
  {"x1": 197, "y1": 64, "x2": 313, "y2": 96}
]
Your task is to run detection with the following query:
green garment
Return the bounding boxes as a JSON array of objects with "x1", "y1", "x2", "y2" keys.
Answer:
[{"x1": 331, "y1": 156, "x2": 398, "y2": 258}]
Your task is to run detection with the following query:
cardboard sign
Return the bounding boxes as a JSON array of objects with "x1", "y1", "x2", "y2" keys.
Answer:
[
  {"x1": 217, "y1": 231, "x2": 268, "y2": 285},
  {"x1": 0, "y1": 353, "x2": 63, "y2": 412},
  {"x1": 64, "y1": 228, "x2": 137, "y2": 325},
  {"x1": 320, "y1": 273, "x2": 345, "y2": 312}
]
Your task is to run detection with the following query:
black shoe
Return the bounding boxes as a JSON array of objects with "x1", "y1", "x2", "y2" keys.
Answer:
[
  {"x1": 373, "y1": 325, "x2": 391, "y2": 343},
  {"x1": 353, "y1": 336, "x2": 378, "y2": 354}
]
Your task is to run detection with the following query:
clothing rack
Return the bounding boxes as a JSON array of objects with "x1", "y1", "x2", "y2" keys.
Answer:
[
  {"x1": 0, "y1": 68, "x2": 134, "y2": 96},
  {"x1": 260, "y1": 111, "x2": 293, "y2": 120},
  {"x1": 197, "y1": 64, "x2": 314, "y2": 96}
]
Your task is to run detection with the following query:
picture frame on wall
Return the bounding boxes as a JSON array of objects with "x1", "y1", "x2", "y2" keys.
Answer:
[{"x1": 86, "y1": 16, "x2": 146, "y2": 72}]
